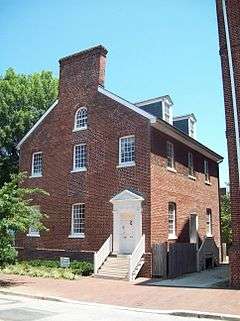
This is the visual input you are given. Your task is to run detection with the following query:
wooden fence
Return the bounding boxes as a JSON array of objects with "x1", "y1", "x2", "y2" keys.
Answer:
[
  {"x1": 152, "y1": 243, "x2": 167, "y2": 277},
  {"x1": 152, "y1": 242, "x2": 197, "y2": 278},
  {"x1": 168, "y1": 243, "x2": 197, "y2": 278}
]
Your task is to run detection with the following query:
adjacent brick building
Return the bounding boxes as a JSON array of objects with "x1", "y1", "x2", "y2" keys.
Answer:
[
  {"x1": 216, "y1": 0, "x2": 240, "y2": 288},
  {"x1": 16, "y1": 45, "x2": 223, "y2": 279}
]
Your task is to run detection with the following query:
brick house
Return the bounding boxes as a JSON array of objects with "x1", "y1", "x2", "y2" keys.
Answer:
[
  {"x1": 216, "y1": 0, "x2": 240, "y2": 288},
  {"x1": 16, "y1": 45, "x2": 223, "y2": 280}
]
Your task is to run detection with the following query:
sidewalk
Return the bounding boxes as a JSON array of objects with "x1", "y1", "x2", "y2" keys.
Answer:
[{"x1": 0, "y1": 273, "x2": 239, "y2": 316}]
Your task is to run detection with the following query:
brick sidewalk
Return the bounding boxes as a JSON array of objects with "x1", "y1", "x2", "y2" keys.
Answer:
[{"x1": 0, "y1": 274, "x2": 239, "y2": 316}]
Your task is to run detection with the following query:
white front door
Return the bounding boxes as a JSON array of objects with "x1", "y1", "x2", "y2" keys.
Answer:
[{"x1": 119, "y1": 214, "x2": 135, "y2": 254}]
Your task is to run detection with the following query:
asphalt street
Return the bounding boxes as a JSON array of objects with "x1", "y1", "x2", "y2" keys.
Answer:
[{"x1": 0, "y1": 293, "x2": 221, "y2": 321}]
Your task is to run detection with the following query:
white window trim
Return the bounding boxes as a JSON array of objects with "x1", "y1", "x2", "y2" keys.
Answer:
[
  {"x1": 162, "y1": 101, "x2": 173, "y2": 125},
  {"x1": 188, "y1": 152, "x2": 195, "y2": 179},
  {"x1": 188, "y1": 175, "x2": 196, "y2": 181},
  {"x1": 166, "y1": 141, "x2": 175, "y2": 170},
  {"x1": 73, "y1": 107, "x2": 88, "y2": 131},
  {"x1": 188, "y1": 118, "x2": 196, "y2": 139},
  {"x1": 31, "y1": 152, "x2": 43, "y2": 178},
  {"x1": 69, "y1": 203, "x2": 85, "y2": 238},
  {"x1": 168, "y1": 203, "x2": 177, "y2": 240},
  {"x1": 167, "y1": 166, "x2": 177, "y2": 173},
  {"x1": 118, "y1": 135, "x2": 136, "y2": 168},
  {"x1": 72, "y1": 144, "x2": 87, "y2": 172},
  {"x1": 204, "y1": 159, "x2": 210, "y2": 184},
  {"x1": 27, "y1": 228, "x2": 40, "y2": 238},
  {"x1": 206, "y1": 209, "x2": 213, "y2": 237}
]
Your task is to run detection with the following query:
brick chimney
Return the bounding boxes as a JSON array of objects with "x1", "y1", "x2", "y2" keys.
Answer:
[{"x1": 58, "y1": 45, "x2": 108, "y2": 102}]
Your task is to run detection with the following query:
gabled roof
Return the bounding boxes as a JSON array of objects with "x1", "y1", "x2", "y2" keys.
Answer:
[
  {"x1": 135, "y1": 95, "x2": 173, "y2": 107},
  {"x1": 174, "y1": 113, "x2": 197, "y2": 122},
  {"x1": 16, "y1": 100, "x2": 59, "y2": 150}
]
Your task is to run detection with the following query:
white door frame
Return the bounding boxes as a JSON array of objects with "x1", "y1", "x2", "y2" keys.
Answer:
[{"x1": 110, "y1": 190, "x2": 144, "y2": 254}]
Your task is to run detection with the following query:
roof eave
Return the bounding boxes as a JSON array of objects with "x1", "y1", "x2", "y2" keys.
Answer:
[
  {"x1": 152, "y1": 119, "x2": 223, "y2": 163},
  {"x1": 17, "y1": 100, "x2": 59, "y2": 150}
]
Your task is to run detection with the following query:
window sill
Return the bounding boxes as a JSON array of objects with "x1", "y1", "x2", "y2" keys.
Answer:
[
  {"x1": 29, "y1": 174, "x2": 42, "y2": 178},
  {"x1": 167, "y1": 167, "x2": 177, "y2": 173},
  {"x1": 68, "y1": 234, "x2": 85, "y2": 239},
  {"x1": 168, "y1": 234, "x2": 178, "y2": 240},
  {"x1": 27, "y1": 234, "x2": 40, "y2": 238},
  {"x1": 206, "y1": 234, "x2": 213, "y2": 238},
  {"x1": 205, "y1": 180, "x2": 212, "y2": 186},
  {"x1": 71, "y1": 167, "x2": 87, "y2": 173},
  {"x1": 188, "y1": 175, "x2": 196, "y2": 181},
  {"x1": 72, "y1": 126, "x2": 87, "y2": 132},
  {"x1": 117, "y1": 162, "x2": 136, "y2": 169}
]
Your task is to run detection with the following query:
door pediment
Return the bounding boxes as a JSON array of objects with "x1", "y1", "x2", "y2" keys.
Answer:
[{"x1": 110, "y1": 190, "x2": 144, "y2": 203}]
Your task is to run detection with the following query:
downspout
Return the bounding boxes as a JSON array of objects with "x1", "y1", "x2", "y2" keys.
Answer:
[{"x1": 222, "y1": 0, "x2": 240, "y2": 185}]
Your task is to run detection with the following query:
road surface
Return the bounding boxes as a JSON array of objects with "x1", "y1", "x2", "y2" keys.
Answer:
[{"x1": 0, "y1": 292, "x2": 224, "y2": 321}]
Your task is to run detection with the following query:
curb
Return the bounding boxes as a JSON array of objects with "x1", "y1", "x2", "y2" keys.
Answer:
[{"x1": 0, "y1": 289, "x2": 239, "y2": 321}]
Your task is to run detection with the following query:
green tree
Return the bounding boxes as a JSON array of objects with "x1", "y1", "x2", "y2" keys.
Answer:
[
  {"x1": 0, "y1": 68, "x2": 58, "y2": 186},
  {"x1": 221, "y1": 192, "x2": 232, "y2": 246},
  {"x1": 0, "y1": 173, "x2": 48, "y2": 266}
]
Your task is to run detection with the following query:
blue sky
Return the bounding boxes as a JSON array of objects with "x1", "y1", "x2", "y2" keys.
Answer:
[{"x1": 0, "y1": 0, "x2": 228, "y2": 185}]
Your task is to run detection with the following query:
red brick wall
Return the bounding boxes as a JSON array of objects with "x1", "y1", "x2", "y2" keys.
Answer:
[
  {"x1": 17, "y1": 47, "x2": 152, "y2": 264},
  {"x1": 150, "y1": 127, "x2": 221, "y2": 248},
  {"x1": 216, "y1": 0, "x2": 240, "y2": 288}
]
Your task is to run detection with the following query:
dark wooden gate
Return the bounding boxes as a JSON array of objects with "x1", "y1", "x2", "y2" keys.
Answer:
[
  {"x1": 152, "y1": 243, "x2": 167, "y2": 278},
  {"x1": 168, "y1": 243, "x2": 197, "y2": 278}
]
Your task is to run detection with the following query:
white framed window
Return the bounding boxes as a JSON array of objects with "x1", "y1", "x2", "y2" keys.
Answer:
[
  {"x1": 31, "y1": 152, "x2": 43, "y2": 177},
  {"x1": 74, "y1": 107, "x2": 87, "y2": 131},
  {"x1": 163, "y1": 102, "x2": 172, "y2": 124},
  {"x1": 166, "y1": 141, "x2": 175, "y2": 169},
  {"x1": 188, "y1": 152, "x2": 194, "y2": 177},
  {"x1": 69, "y1": 203, "x2": 85, "y2": 238},
  {"x1": 72, "y1": 144, "x2": 87, "y2": 172},
  {"x1": 168, "y1": 202, "x2": 177, "y2": 239},
  {"x1": 204, "y1": 160, "x2": 210, "y2": 182},
  {"x1": 118, "y1": 135, "x2": 135, "y2": 167},
  {"x1": 206, "y1": 208, "x2": 212, "y2": 236}
]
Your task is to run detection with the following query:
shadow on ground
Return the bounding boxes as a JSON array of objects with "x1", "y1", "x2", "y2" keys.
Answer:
[
  {"x1": 0, "y1": 278, "x2": 26, "y2": 288},
  {"x1": 137, "y1": 265, "x2": 231, "y2": 290}
]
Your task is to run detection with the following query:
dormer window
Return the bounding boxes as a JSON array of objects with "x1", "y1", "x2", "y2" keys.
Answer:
[
  {"x1": 189, "y1": 119, "x2": 195, "y2": 138},
  {"x1": 74, "y1": 107, "x2": 87, "y2": 131},
  {"x1": 173, "y1": 114, "x2": 197, "y2": 138},
  {"x1": 163, "y1": 101, "x2": 172, "y2": 124}
]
